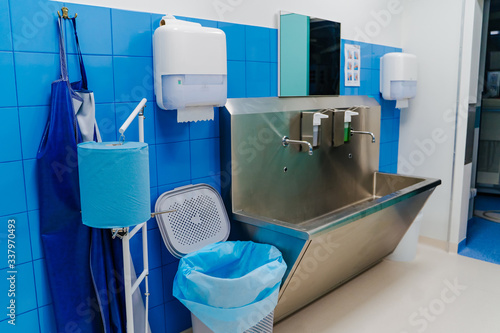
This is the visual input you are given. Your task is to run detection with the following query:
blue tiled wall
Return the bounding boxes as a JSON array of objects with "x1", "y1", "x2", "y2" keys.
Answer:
[
  {"x1": 341, "y1": 40, "x2": 402, "y2": 174},
  {"x1": 0, "y1": 1, "x2": 401, "y2": 332}
]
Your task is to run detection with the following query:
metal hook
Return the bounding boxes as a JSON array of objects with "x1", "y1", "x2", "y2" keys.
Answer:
[{"x1": 57, "y1": 7, "x2": 78, "y2": 20}]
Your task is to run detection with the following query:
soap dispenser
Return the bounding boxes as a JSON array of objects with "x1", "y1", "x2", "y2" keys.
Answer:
[
  {"x1": 344, "y1": 111, "x2": 359, "y2": 142},
  {"x1": 313, "y1": 113, "x2": 329, "y2": 147}
]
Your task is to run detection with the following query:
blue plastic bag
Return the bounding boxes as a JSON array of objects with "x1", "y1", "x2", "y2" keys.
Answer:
[{"x1": 173, "y1": 241, "x2": 287, "y2": 333}]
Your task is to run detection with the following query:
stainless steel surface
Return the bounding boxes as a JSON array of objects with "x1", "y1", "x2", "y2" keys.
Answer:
[
  {"x1": 300, "y1": 112, "x2": 316, "y2": 147},
  {"x1": 351, "y1": 129, "x2": 376, "y2": 143},
  {"x1": 219, "y1": 96, "x2": 441, "y2": 323},
  {"x1": 224, "y1": 97, "x2": 380, "y2": 224},
  {"x1": 329, "y1": 109, "x2": 346, "y2": 147},
  {"x1": 282, "y1": 136, "x2": 313, "y2": 155}
]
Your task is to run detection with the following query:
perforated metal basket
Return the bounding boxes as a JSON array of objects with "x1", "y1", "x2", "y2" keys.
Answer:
[{"x1": 155, "y1": 184, "x2": 230, "y2": 258}]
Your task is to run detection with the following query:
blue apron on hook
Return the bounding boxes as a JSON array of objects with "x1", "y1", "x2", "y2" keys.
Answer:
[
  {"x1": 37, "y1": 17, "x2": 103, "y2": 332},
  {"x1": 37, "y1": 17, "x2": 125, "y2": 333}
]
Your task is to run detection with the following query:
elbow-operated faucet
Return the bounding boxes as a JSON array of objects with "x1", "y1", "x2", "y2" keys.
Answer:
[
  {"x1": 282, "y1": 136, "x2": 314, "y2": 156},
  {"x1": 351, "y1": 129, "x2": 376, "y2": 143}
]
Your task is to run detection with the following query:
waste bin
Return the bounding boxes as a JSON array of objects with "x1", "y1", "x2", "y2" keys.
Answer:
[
  {"x1": 174, "y1": 241, "x2": 286, "y2": 333},
  {"x1": 155, "y1": 185, "x2": 287, "y2": 333}
]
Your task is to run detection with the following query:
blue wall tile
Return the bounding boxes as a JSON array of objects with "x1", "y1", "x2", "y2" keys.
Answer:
[
  {"x1": 115, "y1": 102, "x2": 155, "y2": 144},
  {"x1": 176, "y1": 16, "x2": 217, "y2": 28},
  {"x1": 270, "y1": 62, "x2": 278, "y2": 97},
  {"x1": 10, "y1": 0, "x2": 61, "y2": 53},
  {"x1": 149, "y1": 187, "x2": 159, "y2": 230},
  {"x1": 33, "y1": 259, "x2": 51, "y2": 307},
  {"x1": 369, "y1": 69, "x2": 380, "y2": 96},
  {"x1": 0, "y1": 161, "x2": 26, "y2": 216},
  {"x1": 190, "y1": 109, "x2": 219, "y2": 140},
  {"x1": 190, "y1": 138, "x2": 220, "y2": 179},
  {"x1": 0, "y1": 213, "x2": 31, "y2": 269},
  {"x1": 192, "y1": 174, "x2": 221, "y2": 194},
  {"x1": 65, "y1": 4, "x2": 112, "y2": 55},
  {"x1": 156, "y1": 141, "x2": 191, "y2": 185},
  {"x1": 149, "y1": 144, "x2": 158, "y2": 187},
  {"x1": 157, "y1": 180, "x2": 190, "y2": 201},
  {"x1": 15, "y1": 52, "x2": 59, "y2": 107},
  {"x1": 0, "y1": 309, "x2": 39, "y2": 332},
  {"x1": 359, "y1": 67, "x2": 372, "y2": 96},
  {"x1": 0, "y1": 1, "x2": 12, "y2": 51},
  {"x1": 95, "y1": 103, "x2": 117, "y2": 142},
  {"x1": 218, "y1": 22, "x2": 245, "y2": 61},
  {"x1": 379, "y1": 142, "x2": 392, "y2": 167},
  {"x1": 0, "y1": 107, "x2": 22, "y2": 162},
  {"x1": 380, "y1": 118, "x2": 393, "y2": 144},
  {"x1": 113, "y1": 56, "x2": 154, "y2": 103},
  {"x1": 18, "y1": 106, "x2": 49, "y2": 159},
  {"x1": 246, "y1": 26, "x2": 270, "y2": 62},
  {"x1": 227, "y1": 61, "x2": 246, "y2": 98},
  {"x1": 28, "y1": 210, "x2": 43, "y2": 260},
  {"x1": 111, "y1": 9, "x2": 152, "y2": 57},
  {"x1": 149, "y1": 305, "x2": 166, "y2": 333},
  {"x1": 270, "y1": 29, "x2": 278, "y2": 63},
  {"x1": 0, "y1": 52, "x2": 17, "y2": 107},
  {"x1": 39, "y1": 305, "x2": 57, "y2": 333},
  {"x1": 246, "y1": 62, "x2": 271, "y2": 97},
  {"x1": 68, "y1": 55, "x2": 115, "y2": 103},
  {"x1": 155, "y1": 107, "x2": 190, "y2": 144},
  {"x1": 23, "y1": 158, "x2": 38, "y2": 211},
  {"x1": 164, "y1": 299, "x2": 191, "y2": 333},
  {"x1": 371, "y1": 44, "x2": 384, "y2": 69},
  {"x1": 162, "y1": 261, "x2": 178, "y2": 303},
  {"x1": 0, "y1": 262, "x2": 37, "y2": 314},
  {"x1": 139, "y1": 267, "x2": 163, "y2": 308},
  {"x1": 360, "y1": 42, "x2": 372, "y2": 69},
  {"x1": 161, "y1": 240, "x2": 179, "y2": 266}
]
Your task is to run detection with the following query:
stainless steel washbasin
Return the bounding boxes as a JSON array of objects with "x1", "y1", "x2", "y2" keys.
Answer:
[
  {"x1": 233, "y1": 172, "x2": 439, "y2": 239},
  {"x1": 219, "y1": 96, "x2": 441, "y2": 322}
]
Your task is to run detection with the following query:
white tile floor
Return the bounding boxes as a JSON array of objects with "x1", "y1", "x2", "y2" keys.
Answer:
[{"x1": 274, "y1": 243, "x2": 500, "y2": 333}]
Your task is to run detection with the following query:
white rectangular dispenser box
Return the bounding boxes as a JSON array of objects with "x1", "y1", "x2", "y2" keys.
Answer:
[
  {"x1": 153, "y1": 15, "x2": 227, "y2": 122},
  {"x1": 380, "y1": 53, "x2": 417, "y2": 109}
]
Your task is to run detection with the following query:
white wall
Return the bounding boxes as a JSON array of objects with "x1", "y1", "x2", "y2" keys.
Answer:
[
  {"x1": 64, "y1": 0, "x2": 404, "y2": 46},
  {"x1": 399, "y1": 0, "x2": 482, "y2": 245}
]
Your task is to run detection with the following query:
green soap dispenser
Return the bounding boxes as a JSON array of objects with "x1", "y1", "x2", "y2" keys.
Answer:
[{"x1": 344, "y1": 111, "x2": 359, "y2": 142}]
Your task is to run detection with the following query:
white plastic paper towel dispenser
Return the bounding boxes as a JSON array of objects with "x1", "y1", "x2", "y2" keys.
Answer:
[
  {"x1": 153, "y1": 15, "x2": 227, "y2": 122},
  {"x1": 380, "y1": 53, "x2": 417, "y2": 109}
]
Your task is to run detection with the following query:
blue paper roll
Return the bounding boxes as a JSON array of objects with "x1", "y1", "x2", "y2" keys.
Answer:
[{"x1": 78, "y1": 141, "x2": 151, "y2": 229}]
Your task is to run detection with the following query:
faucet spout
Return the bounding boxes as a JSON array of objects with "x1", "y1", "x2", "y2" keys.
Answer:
[
  {"x1": 282, "y1": 136, "x2": 313, "y2": 155},
  {"x1": 351, "y1": 129, "x2": 376, "y2": 143}
]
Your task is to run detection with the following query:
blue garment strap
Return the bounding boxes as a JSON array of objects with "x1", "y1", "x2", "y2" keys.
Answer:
[
  {"x1": 71, "y1": 17, "x2": 88, "y2": 90},
  {"x1": 57, "y1": 17, "x2": 69, "y2": 81}
]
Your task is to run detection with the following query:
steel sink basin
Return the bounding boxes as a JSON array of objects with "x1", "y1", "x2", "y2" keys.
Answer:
[{"x1": 220, "y1": 96, "x2": 441, "y2": 322}]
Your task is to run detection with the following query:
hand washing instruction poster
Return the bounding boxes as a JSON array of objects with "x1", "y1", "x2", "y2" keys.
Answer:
[{"x1": 345, "y1": 44, "x2": 360, "y2": 87}]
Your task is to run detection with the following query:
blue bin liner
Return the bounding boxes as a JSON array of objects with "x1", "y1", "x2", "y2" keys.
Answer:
[{"x1": 173, "y1": 241, "x2": 287, "y2": 333}]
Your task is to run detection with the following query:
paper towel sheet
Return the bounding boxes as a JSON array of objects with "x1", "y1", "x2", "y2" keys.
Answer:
[
  {"x1": 396, "y1": 99, "x2": 409, "y2": 109},
  {"x1": 177, "y1": 106, "x2": 214, "y2": 123}
]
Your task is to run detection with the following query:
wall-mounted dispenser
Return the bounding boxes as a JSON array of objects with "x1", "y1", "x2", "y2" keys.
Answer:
[
  {"x1": 344, "y1": 111, "x2": 359, "y2": 142},
  {"x1": 380, "y1": 53, "x2": 417, "y2": 109},
  {"x1": 153, "y1": 15, "x2": 227, "y2": 122}
]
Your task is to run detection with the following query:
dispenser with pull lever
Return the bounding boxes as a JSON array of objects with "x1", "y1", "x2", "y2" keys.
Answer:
[{"x1": 301, "y1": 112, "x2": 329, "y2": 148}]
